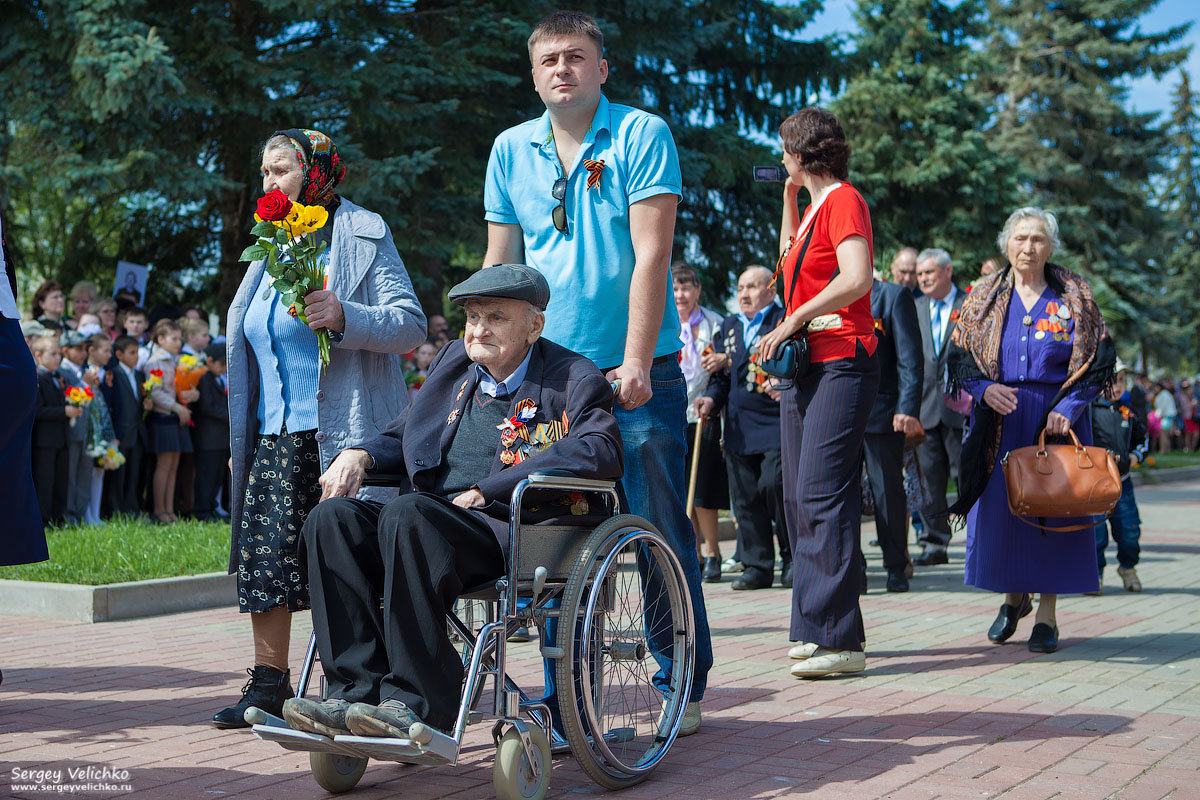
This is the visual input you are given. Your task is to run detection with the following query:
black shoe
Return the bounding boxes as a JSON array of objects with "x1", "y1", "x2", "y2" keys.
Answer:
[
  {"x1": 1028, "y1": 623, "x2": 1059, "y2": 653},
  {"x1": 913, "y1": 548, "x2": 949, "y2": 566},
  {"x1": 986, "y1": 594, "x2": 1033, "y2": 643},
  {"x1": 780, "y1": 559, "x2": 794, "y2": 589},
  {"x1": 731, "y1": 567, "x2": 772, "y2": 591},
  {"x1": 212, "y1": 665, "x2": 294, "y2": 729},
  {"x1": 702, "y1": 556, "x2": 722, "y2": 583},
  {"x1": 886, "y1": 568, "x2": 909, "y2": 593},
  {"x1": 283, "y1": 697, "x2": 351, "y2": 737}
]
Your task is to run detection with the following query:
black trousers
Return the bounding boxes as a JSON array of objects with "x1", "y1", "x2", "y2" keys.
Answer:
[
  {"x1": 32, "y1": 445, "x2": 68, "y2": 526},
  {"x1": 862, "y1": 431, "x2": 908, "y2": 571},
  {"x1": 726, "y1": 449, "x2": 790, "y2": 577},
  {"x1": 107, "y1": 441, "x2": 144, "y2": 516},
  {"x1": 916, "y1": 422, "x2": 962, "y2": 549},
  {"x1": 781, "y1": 346, "x2": 879, "y2": 650},
  {"x1": 193, "y1": 447, "x2": 228, "y2": 517},
  {"x1": 301, "y1": 493, "x2": 505, "y2": 731}
]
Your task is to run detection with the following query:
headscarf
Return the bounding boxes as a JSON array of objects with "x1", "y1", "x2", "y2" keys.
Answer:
[
  {"x1": 272, "y1": 128, "x2": 346, "y2": 209},
  {"x1": 945, "y1": 262, "x2": 1115, "y2": 519}
]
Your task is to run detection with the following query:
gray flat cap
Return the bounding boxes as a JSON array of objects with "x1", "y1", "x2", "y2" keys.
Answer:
[
  {"x1": 448, "y1": 264, "x2": 550, "y2": 311},
  {"x1": 60, "y1": 329, "x2": 89, "y2": 347}
]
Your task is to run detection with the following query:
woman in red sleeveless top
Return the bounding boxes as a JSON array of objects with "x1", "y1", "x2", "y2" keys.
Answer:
[{"x1": 758, "y1": 108, "x2": 880, "y2": 679}]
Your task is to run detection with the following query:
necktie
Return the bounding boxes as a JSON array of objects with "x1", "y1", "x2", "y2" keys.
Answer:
[{"x1": 932, "y1": 302, "x2": 943, "y2": 357}]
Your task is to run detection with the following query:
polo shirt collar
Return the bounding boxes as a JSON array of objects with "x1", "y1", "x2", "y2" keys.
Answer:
[{"x1": 530, "y1": 94, "x2": 614, "y2": 149}]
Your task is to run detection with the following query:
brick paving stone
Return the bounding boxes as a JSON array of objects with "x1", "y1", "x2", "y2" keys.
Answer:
[{"x1": 2, "y1": 479, "x2": 1198, "y2": 799}]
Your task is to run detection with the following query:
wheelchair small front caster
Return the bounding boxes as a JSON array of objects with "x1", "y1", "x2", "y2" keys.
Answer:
[
  {"x1": 493, "y1": 725, "x2": 550, "y2": 800},
  {"x1": 309, "y1": 751, "x2": 368, "y2": 794}
]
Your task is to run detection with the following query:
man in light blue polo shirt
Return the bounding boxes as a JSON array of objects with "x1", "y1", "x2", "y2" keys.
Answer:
[{"x1": 482, "y1": 10, "x2": 711, "y2": 735}]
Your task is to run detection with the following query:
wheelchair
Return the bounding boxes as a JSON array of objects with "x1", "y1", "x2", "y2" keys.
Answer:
[{"x1": 248, "y1": 471, "x2": 696, "y2": 800}]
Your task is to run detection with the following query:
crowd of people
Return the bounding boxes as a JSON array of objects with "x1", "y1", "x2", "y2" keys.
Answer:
[{"x1": 1, "y1": 9, "x2": 1189, "y2": 755}]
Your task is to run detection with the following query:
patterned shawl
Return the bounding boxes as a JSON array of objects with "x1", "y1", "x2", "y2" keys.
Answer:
[
  {"x1": 945, "y1": 262, "x2": 1115, "y2": 518},
  {"x1": 273, "y1": 128, "x2": 346, "y2": 209}
]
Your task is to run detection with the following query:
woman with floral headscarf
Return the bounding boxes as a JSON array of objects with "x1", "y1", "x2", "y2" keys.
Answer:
[{"x1": 213, "y1": 128, "x2": 428, "y2": 728}]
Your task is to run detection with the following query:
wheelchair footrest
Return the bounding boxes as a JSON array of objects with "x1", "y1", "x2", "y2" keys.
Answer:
[
  {"x1": 251, "y1": 724, "x2": 365, "y2": 758},
  {"x1": 333, "y1": 732, "x2": 458, "y2": 765}
]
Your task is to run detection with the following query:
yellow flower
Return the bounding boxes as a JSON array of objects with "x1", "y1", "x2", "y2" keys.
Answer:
[
  {"x1": 297, "y1": 204, "x2": 328, "y2": 233},
  {"x1": 285, "y1": 203, "x2": 306, "y2": 228},
  {"x1": 179, "y1": 354, "x2": 198, "y2": 370}
]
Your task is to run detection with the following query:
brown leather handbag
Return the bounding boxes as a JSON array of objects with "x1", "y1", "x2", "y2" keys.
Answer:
[{"x1": 1001, "y1": 427, "x2": 1122, "y2": 532}]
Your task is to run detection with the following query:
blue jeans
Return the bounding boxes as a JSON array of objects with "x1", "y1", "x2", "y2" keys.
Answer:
[
  {"x1": 1095, "y1": 479, "x2": 1141, "y2": 571},
  {"x1": 541, "y1": 359, "x2": 712, "y2": 715}
]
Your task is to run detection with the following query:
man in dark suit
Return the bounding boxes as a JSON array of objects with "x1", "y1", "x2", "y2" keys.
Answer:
[
  {"x1": 696, "y1": 266, "x2": 792, "y2": 590},
  {"x1": 913, "y1": 249, "x2": 965, "y2": 565},
  {"x1": 863, "y1": 278, "x2": 924, "y2": 591},
  {"x1": 284, "y1": 265, "x2": 623, "y2": 741},
  {"x1": 192, "y1": 343, "x2": 230, "y2": 521},
  {"x1": 107, "y1": 335, "x2": 149, "y2": 516}
]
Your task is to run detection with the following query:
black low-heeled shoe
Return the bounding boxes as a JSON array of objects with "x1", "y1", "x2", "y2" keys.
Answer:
[
  {"x1": 986, "y1": 593, "x2": 1033, "y2": 643},
  {"x1": 1028, "y1": 622, "x2": 1059, "y2": 653}
]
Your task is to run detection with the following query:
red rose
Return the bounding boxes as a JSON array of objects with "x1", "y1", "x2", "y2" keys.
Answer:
[{"x1": 256, "y1": 189, "x2": 292, "y2": 221}]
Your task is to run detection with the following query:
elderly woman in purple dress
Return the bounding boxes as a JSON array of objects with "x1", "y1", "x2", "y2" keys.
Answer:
[{"x1": 947, "y1": 207, "x2": 1115, "y2": 654}]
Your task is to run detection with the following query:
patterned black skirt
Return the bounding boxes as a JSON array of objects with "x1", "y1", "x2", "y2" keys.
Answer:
[{"x1": 236, "y1": 428, "x2": 322, "y2": 613}]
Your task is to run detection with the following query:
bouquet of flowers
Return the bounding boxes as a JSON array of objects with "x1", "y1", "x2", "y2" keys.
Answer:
[
  {"x1": 88, "y1": 441, "x2": 126, "y2": 471},
  {"x1": 175, "y1": 353, "x2": 207, "y2": 401},
  {"x1": 239, "y1": 189, "x2": 332, "y2": 371},
  {"x1": 143, "y1": 368, "x2": 164, "y2": 395},
  {"x1": 404, "y1": 368, "x2": 426, "y2": 393}
]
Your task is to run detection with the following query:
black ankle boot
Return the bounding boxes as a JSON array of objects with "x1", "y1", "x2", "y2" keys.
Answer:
[{"x1": 212, "y1": 665, "x2": 294, "y2": 729}]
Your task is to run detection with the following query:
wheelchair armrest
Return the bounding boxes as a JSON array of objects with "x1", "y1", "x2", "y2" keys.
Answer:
[
  {"x1": 525, "y1": 470, "x2": 616, "y2": 492},
  {"x1": 362, "y1": 472, "x2": 408, "y2": 487}
]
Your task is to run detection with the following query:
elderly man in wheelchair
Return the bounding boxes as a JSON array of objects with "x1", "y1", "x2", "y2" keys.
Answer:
[{"x1": 263, "y1": 265, "x2": 695, "y2": 796}]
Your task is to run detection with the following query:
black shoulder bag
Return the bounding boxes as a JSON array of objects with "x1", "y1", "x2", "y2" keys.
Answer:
[{"x1": 759, "y1": 221, "x2": 839, "y2": 381}]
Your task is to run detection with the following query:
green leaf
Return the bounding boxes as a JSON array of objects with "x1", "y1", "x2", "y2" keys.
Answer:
[
  {"x1": 251, "y1": 220, "x2": 277, "y2": 238},
  {"x1": 275, "y1": 228, "x2": 290, "y2": 245},
  {"x1": 267, "y1": 246, "x2": 279, "y2": 269},
  {"x1": 281, "y1": 291, "x2": 297, "y2": 306},
  {"x1": 239, "y1": 244, "x2": 268, "y2": 262}
]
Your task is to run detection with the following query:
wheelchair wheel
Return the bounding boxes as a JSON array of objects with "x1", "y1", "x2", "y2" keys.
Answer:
[
  {"x1": 493, "y1": 725, "x2": 551, "y2": 800},
  {"x1": 309, "y1": 751, "x2": 368, "y2": 793},
  {"x1": 555, "y1": 515, "x2": 695, "y2": 790}
]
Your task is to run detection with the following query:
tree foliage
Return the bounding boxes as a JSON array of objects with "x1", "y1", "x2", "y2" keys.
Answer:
[
  {"x1": 0, "y1": 0, "x2": 839, "y2": 318},
  {"x1": 832, "y1": 0, "x2": 1020, "y2": 273}
]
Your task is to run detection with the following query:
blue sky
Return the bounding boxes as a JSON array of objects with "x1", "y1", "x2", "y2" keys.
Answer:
[{"x1": 800, "y1": 0, "x2": 1198, "y2": 121}]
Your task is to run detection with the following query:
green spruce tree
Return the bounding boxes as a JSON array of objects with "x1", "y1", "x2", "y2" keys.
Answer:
[
  {"x1": 1156, "y1": 70, "x2": 1200, "y2": 367},
  {"x1": 832, "y1": 0, "x2": 1020, "y2": 273}
]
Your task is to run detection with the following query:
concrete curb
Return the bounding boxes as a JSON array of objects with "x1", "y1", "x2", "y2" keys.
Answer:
[
  {"x1": 0, "y1": 572, "x2": 235, "y2": 623},
  {"x1": 1131, "y1": 465, "x2": 1200, "y2": 486}
]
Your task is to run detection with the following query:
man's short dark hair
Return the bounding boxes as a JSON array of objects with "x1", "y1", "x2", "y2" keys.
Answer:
[
  {"x1": 528, "y1": 11, "x2": 604, "y2": 60},
  {"x1": 114, "y1": 335, "x2": 139, "y2": 353},
  {"x1": 672, "y1": 262, "x2": 700, "y2": 287},
  {"x1": 779, "y1": 107, "x2": 851, "y2": 180}
]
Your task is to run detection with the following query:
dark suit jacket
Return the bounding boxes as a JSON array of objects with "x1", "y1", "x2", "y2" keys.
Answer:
[
  {"x1": 915, "y1": 287, "x2": 966, "y2": 430},
  {"x1": 867, "y1": 280, "x2": 923, "y2": 433},
  {"x1": 193, "y1": 371, "x2": 230, "y2": 451},
  {"x1": 33, "y1": 369, "x2": 69, "y2": 449},
  {"x1": 704, "y1": 303, "x2": 786, "y2": 455},
  {"x1": 358, "y1": 337, "x2": 624, "y2": 553},
  {"x1": 109, "y1": 364, "x2": 148, "y2": 448}
]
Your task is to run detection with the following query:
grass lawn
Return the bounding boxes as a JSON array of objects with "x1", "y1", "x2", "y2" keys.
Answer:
[
  {"x1": 1137, "y1": 451, "x2": 1200, "y2": 470},
  {"x1": 0, "y1": 516, "x2": 230, "y2": 585}
]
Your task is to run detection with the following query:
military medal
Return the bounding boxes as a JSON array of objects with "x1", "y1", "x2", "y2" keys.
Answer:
[
  {"x1": 1059, "y1": 306, "x2": 1071, "y2": 320},
  {"x1": 456, "y1": 379, "x2": 468, "y2": 402},
  {"x1": 1034, "y1": 330, "x2": 1046, "y2": 340},
  {"x1": 500, "y1": 450, "x2": 516, "y2": 465},
  {"x1": 447, "y1": 408, "x2": 459, "y2": 425},
  {"x1": 1022, "y1": 314, "x2": 1032, "y2": 326}
]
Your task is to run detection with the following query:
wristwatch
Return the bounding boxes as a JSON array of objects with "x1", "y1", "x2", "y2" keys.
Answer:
[{"x1": 328, "y1": 329, "x2": 344, "y2": 344}]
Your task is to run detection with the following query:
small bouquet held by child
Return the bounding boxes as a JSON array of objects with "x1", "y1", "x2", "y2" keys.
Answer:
[
  {"x1": 64, "y1": 384, "x2": 95, "y2": 427},
  {"x1": 89, "y1": 441, "x2": 126, "y2": 471},
  {"x1": 239, "y1": 189, "x2": 332, "y2": 371},
  {"x1": 175, "y1": 353, "x2": 207, "y2": 402}
]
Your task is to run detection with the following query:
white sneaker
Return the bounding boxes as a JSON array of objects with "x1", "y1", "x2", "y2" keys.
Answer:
[
  {"x1": 788, "y1": 642, "x2": 819, "y2": 660},
  {"x1": 1117, "y1": 566, "x2": 1142, "y2": 592},
  {"x1": 720, "y1": 558, "x2": 744, "y2": 574},
  {"x1": 658, "y1": 700, "x2": 701, "y2": 736},
  {"x1": 789, "y1": 648, "x2": 866, "y2": 678}
]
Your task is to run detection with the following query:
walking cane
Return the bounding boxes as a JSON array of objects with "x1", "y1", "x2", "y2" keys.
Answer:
[{"x1": 685, "y1": 416, "x2": 704, "y2": 518}]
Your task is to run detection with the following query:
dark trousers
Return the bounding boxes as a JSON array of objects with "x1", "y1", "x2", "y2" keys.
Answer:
[
  {"x1": 107, "y1": 441, "x2": 144, "y2": 516},
  {"x1": 726, "y1": 449, "x2": 790, "y2": 577},
  {"x1": 1095, "y1": 479, "x2": 1141, "y2": 571},
  {"x1": 301, "y1": 493, "x2": 504, "y2": 731},
  {"x1": 193, "y1": 448, "x2": 228, "y2": 517},
  {"x1": 916, "y1": 422, "x2": 962, "y2": 550},
  {"x1": 862, "y1": 431, "x2": 909, "y2": 571},
  {"x1": 781, "y1": 346, "x2": 879, "y2": 650},
  {"x1": 32, "y1": 445, "x2": 68, "y2": 526}
]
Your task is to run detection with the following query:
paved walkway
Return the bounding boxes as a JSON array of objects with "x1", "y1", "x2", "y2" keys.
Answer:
[{"x1": 2, "y1": 480, "x2": 1198, "y2": 800}]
